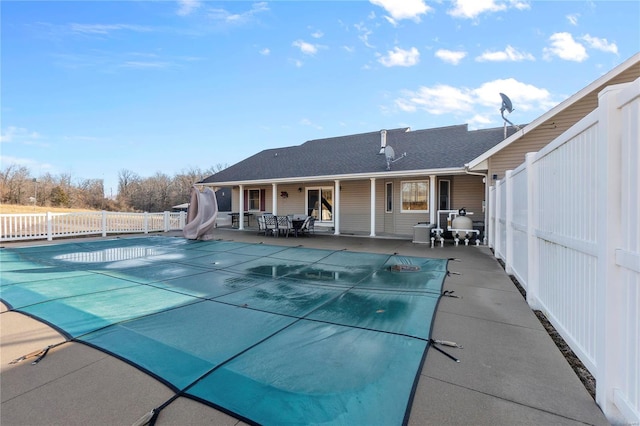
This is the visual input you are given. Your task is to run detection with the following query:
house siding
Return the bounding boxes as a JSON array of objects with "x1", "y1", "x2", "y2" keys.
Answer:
[{"x1": 450, "y1": 175, "x2": 485, "y2": 218}]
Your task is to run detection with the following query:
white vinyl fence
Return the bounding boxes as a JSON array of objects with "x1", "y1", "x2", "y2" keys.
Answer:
[
  {"x1": 488, "y1": 78, "x2": 639, "y2": 425},
  {"x1": 0, "y1": 211, "x2": 186, "y2": 242}
]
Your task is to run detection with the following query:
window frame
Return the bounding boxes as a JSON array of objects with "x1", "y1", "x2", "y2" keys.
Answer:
[
  {"x1": 247, "y1": 188, "x2": 261, "y2": 212},
  {"x1": 385, "y1": 182, "x2": 393, "y2": 213},
  {"x1": 400, "y1": 180, "x2": 429, "y2": 213}
]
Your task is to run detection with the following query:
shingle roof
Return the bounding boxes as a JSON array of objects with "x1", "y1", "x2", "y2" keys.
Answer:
[{"x1": 202, "y1": 124, "x2": 519, "y2": 184}]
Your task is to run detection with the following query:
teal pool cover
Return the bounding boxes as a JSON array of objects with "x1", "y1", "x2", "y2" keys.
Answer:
[{"x1": 1, "y1": 236, "x2": 448, "y2": 425}]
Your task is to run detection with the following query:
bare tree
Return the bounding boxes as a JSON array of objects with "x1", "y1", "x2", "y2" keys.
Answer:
[
  {"x1": 0, "y1": 164, "x2": 32, "y2": 204},
  {"x1": 117, "y1": 169, "x2": 139, "y2": 205}
]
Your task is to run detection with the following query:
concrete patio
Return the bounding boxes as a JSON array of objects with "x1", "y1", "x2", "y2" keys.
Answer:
[{"x1": 1, "y1": 229, "x2": 608, "y2": 425}]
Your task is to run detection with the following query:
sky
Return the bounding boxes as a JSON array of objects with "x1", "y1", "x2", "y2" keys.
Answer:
[{"x1": 2, "y1": 0, "x2": 639, "y2": 197}]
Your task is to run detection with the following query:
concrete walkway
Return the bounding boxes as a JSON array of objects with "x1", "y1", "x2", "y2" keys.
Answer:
[{"x1": 1, "y1": 229, "x2": 608, "y2": 425}]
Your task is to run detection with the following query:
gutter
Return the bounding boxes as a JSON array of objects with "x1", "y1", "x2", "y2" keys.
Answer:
[{"x1": 201, "y1": 167, "x2": 468, "y2": 187}]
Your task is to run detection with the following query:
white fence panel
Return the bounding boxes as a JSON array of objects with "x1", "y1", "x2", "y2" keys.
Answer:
[
  {"x1": 0, "y1": 211, "x2": 186, "y2": 242},
  {"x1": 494, "y1": 179, "x2": 507, "y2": 260},
  {"x1": 509, "y1": 164, "x2": 528, "y2": 288},
  {"x1": 488, "y1": 186, "x2": 496, "y2": 248},
  {"x1": 491, "y1": 78, "x2": 640, "y2": 425},
  {"x1": 534, "y1": 117, "x2": 601, "y2": 373}
]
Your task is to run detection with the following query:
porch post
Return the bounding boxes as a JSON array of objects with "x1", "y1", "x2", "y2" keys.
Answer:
[
  {"x1": 370, "y1": 178, "x2": 376, "y2": 237},
  {"x1": 238, "y1": 184, "x2": 245, "y2": 230},
  {"x1": 272, "y1": 183, "x2": 278, "y2": 215},
  {"x1": 334, "y1": 180, "x2": 340, "y2": 235},
  {"x1": 429, "y1": 175, "x2": 437, "y2": 225}
]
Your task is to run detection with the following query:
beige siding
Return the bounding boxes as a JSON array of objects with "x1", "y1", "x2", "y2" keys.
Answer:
[
  {"x1": 339, "y1": 181, "x2": 371, "y2": 233},
  {"x1": 489, "y1": 64, "x2": 640, "y2": 180},
  {"x1": 450, "y1": 175, "x2": 485, "y2": 217}
]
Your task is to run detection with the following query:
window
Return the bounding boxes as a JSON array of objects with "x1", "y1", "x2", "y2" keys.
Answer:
[
  {"x1": 248, "y1": 189, "x2": 261, "y2": 211},
  {"x1": 401, "y1": 180, "x2": 429, "y2": 213},
  {"x1": 385, "y1": 182, "x2": 393, "y2": 213},
  {"x1": 439, "y1": 180, "x2": 450, "y2": 210}
]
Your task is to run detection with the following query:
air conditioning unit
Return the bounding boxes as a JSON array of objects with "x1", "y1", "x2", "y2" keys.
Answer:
[{"x1": 413, "y1": 223, "x2": 435, "y2": 244}]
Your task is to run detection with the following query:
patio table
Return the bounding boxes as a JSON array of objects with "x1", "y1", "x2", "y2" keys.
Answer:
[{"x1": 229, "y1": 212, "x2": 253, "y2": 228}]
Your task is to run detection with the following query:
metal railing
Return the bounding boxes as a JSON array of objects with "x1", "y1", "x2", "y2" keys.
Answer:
[
  {"x1": 488, "y1": 78, "x2": 639, "y2": 425},
  {"x1": 1, "y1": 211, "x2": 186, "y2": 242}
]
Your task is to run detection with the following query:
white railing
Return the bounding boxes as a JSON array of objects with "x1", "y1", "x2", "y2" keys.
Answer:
[
  {"x1": 0, "y1": 211, "x2": 187, "y2": 242},
  {"x1": 490, "y1": 78, "x2": 640, "y2": 425}
]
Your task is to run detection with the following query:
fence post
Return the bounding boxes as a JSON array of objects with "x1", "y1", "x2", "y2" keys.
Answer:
[
  {"x1": 47, "y1": 212, "x2": 53, "y2": 241},
  {"x1": 144, "y1": 212, "x2": 149, "y2": 234},
  {"x1": 494, "y1": 181, "x2": 502, "y2": 258},
  {"x1": 594, "y1": 84, "x2": 625, "y2": 424},
  {"x1": 525, "y1": 153, "x2": 540, "y2": 309},
  {"x1": 163, "y1": 211, "x2": 169, "y2": 232},
  {"x1": 180, "y1": 211, "x2": 186, "y2": 229},
  {"x1": 488, "y1": 187, "x2": 495, "y2": 248},
  {"x1": 504, "y1": 170, "x2": 513, "y2": 274},
  {"x1": 102, "y1": 211, "x2": 107, "y2": 237}
]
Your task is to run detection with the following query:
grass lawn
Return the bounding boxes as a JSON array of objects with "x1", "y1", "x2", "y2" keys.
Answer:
[{"x1": 0, "y1": 204, "x2": 97, "y2": 214}]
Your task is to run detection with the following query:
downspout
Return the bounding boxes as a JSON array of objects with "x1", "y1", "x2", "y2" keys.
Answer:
[{"x1": 464, "y1": 165, "x2": 489, "y2": 245}]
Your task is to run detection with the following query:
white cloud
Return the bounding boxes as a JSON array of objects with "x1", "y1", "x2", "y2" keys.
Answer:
[
  {"x1": 473, "y1": 78, "x2": 554, "y2": 111},
  {"x1": 448, "y1": 0, "x2": 529, "y2": 19},
  {"x1": 448, "y1": 0, "x2": 506, "y2": 19},
  {"x1": 394, "y1": 78, "x2": 554, "y2": 121},
  {"x1": 396, "y1": 85, "x2": 475, "y2": 115},
  {"x1": 378, "y1": 47, "x2": 420, "y2": 67},
  {"x1": 0, "y1": 126, "x2": 43, "y2": 144},
  {"x1": 567, "y1": 13, "x2": 579, "y2": 26},
  {"x1": 259, "y1": 48, "x2": 270, "y2": 56},
  {"x1": 354, "y1": 22, "x2": 374, "y2": 48},
  {"x1": 476, "y1": 45, "x2": 535, "y2": 62},
  {"x1": 292, "y1": 40, "x2": 318, "y2": 56},
  {"x1": 69, "y1": 23, "x2": 152, "y2": 35},
  {"x1": 543, "y1": 32, "x2": 588, "y2": 62},
  {"x1": 369, "y1": 0, "x2": 432, "y2": 23},
  {"x1": 311, "y1": 30, "x2": 324, "y2": 39},
  {"x1": 208, "y1": 2, "x2": 269, "y2": 24},
  {"x1": 177, "y1": 0, "x2": 201, "y2": 16},
  {"x1": 582, "y1": 34, "x2": 618, "y2": 54},
  {"x1": 0, "y1": 155, "x2": 53, "y2": 171},
  {"x1": 300, "y1": 118, "x2": 323, "y2": 130},
  {"x1": 120, "y1": 61, "x2": 171, "y2": 69},
  {"x1": 435, "y1": 49, "x2": 467, "y2": 65}
]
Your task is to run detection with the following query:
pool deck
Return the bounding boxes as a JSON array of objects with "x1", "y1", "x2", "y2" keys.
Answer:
[{"x1": 1, "y1": 229, "x2": 609, "y2": 426}]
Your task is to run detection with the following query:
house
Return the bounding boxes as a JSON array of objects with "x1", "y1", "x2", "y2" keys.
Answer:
[
  {"x1": 200, "y1": 124, "x2": 519, "y2": 238},
  {"x1": 200, "y1": 53, "x2": 639, "y2": 241}
]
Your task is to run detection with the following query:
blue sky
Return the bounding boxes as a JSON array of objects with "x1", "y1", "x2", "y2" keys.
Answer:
[{"x1": 2, "y1": 0, "x2": 639, "y2": 196}]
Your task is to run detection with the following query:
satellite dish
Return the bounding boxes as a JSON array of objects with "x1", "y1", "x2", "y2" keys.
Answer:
[
  {"x1": 499, "y1": 93, "x2": 513, "y2": 114},
  {"x1": 499, "y1": 92, "x2": 520, "y2": 135},
  {"x1": 384, "y1": 145, "x2": 395, "y2": 161},
  {"x1": 384, "y1": 145, "x2": 406, "y2": 170}
]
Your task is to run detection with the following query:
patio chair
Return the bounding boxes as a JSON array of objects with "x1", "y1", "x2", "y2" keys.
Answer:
[
  {"x1": 257, "y1": 215, "x2": 267, "y2": 236},
  {"x1": 298, "y1": 216, "x2": 311, "y2": 236},
  {"x1": 307, "y1": 217, "x2": 315, "y2": 234},
  {"x1": 276, "y1": 215, "x2": 293, "y2": 237},
  {"x1": 263, "y1": 214, "x2": 278, "y2": 236}
]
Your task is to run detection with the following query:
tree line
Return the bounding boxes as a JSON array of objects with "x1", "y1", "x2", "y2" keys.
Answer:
[{"x1": 0, "y1": 164, "x2": 226, "y2": 212}]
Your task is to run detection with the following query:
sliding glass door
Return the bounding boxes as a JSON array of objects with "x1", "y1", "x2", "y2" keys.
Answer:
[{"x1": 307, "y1": 187, "x2": 333, "y2": 222}]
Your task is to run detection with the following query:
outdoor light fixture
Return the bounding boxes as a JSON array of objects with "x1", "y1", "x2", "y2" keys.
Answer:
[{"x1": 298, "y1": 187, "x2": 303, "y2": 192}]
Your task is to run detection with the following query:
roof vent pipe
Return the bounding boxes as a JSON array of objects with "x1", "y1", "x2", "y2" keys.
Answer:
[{"x1": 378, "y1": 129, "x2": 387, "y2": 155}]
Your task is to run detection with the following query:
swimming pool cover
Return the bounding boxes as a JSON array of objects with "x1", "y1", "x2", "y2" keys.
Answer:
[{"x1": 1, "y1": 236, "x2": 448, "y2": 425}]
